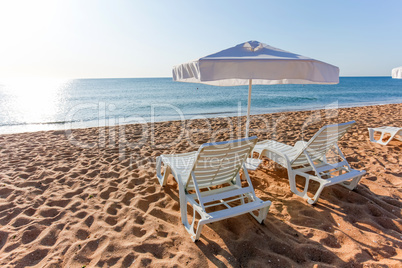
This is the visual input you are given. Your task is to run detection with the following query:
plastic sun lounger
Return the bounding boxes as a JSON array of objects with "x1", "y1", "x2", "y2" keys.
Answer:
[
  {"x1": 368, "y1": 126, "x2": 402, "y2": 145},
  {"x1": 251, "y1": 121, "x2": 366, "y2": 204},
  {"x1": 156, "y1": 136, "x2": 271, "y2": 242}
]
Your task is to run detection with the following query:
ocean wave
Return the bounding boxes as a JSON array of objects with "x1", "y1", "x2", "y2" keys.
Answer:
[
  {"x1": 0, "y1": 119, "x2": 92, "y2": 127},
  {"x1": 183, "y1": 111, "x2": 238, "y2": 116}
]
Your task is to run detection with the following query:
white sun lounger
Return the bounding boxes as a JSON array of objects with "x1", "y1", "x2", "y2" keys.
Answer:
[
  {"x1": 368, "y1": 126, "x2": 402, "y2": 145},
  {"x1": 156, "y1": 137, "x2": 271, "y2": 241},
  {"x1": 252, "y1": 121, "x2": 366, "y2": 204}
]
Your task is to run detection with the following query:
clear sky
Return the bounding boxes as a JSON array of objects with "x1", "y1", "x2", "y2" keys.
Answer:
[{"x1": 0, "y1": 0, "x2": 401, "y2": 78}]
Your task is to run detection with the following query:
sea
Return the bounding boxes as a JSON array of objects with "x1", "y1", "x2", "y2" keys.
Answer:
[{"x1": 0, "y1": 77, "x2": 401, "y2": 134}]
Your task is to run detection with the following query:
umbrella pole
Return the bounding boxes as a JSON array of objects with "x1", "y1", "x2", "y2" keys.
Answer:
[{"x1": 246, "y1": 79, "x2": 252, "y2": 137}]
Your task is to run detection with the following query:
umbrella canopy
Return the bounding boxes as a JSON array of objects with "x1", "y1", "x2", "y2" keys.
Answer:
[
  {"x1": 392, "y1": 66, "x2": 402, "y2": 79},
  {"x1": 173, "y1": 41, "x2": 339, "y2": 136}
]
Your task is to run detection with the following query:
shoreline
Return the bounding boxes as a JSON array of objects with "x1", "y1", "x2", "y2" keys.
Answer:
[
  {"x1": 1, "y1": 101, "x2": 401, "y2": 136},
  {"x1": 0, "y1": 103, "x2": 401, "y2": 267}
]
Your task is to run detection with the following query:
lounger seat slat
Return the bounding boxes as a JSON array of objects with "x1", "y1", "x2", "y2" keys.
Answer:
[
  {"x1": 309, "y1": 135, "x2": 345, "y2": 144},
  {"x1": 195, "y1": 177, "x2": 237, "y2": 188},
  {"x1": 192, "y1": 174, "x2": 237, "y2": 182},
  {"x1": 200, "y1": 186, "x2": 253, "y2": 204},
  {"x1": 325, "y1": 169, "x2": 364, "y2": 186},
  {"x1": 314, "y1": 161, "x2": 349, "y2": 173},
  {"x1": 207, "y1": 200, "x2": 268, "y2": 221},
  {"x1": 197, "y1": 151, "x2": 250, "y2": 160},
  {"x1": 195, "y1": 157, "x2": 244, "y2": 167},
  {"x1": 305, "y1": 148, "x2": 331, "y2": 156},
  {"x1": 194, "y1": 167, "x2": 237, "y2": 177},
  {"x1": 199, "y1": 146, "x2": 252, "y2": 155},
  {"x1": 187, "y1": 185, "x2": 239, "y2": 198},
  {"x1": 195, "y1": 158, "x2": 243, "y2": 168}
]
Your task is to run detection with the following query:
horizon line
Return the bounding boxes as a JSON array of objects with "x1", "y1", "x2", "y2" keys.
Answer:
[{"x1": 0, "y1": 75, "x2": 394, "y2": 80}]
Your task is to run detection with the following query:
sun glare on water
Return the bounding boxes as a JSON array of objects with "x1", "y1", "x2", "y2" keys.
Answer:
[{"x1": 0, "y1": 78, "x2": 70, "y2": 125}]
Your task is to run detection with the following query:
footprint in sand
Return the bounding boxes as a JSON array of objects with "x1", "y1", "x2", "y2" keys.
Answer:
[
  {"x1": 106, "y1": 203, "x2": 122, "y2": 215},
  {"x1": 75, "y1": 211, "x2": 88, "y2": 219},
  {"x1": 46, "y1": 198, "x2": 71, "y2": 208},
  {"x1": 132, "y1": 243, "x2": 167, "y2": 259},
  {"x1": 21, "y1": 225, "x2": 43, "y2": 244},
  {"x1": 86, "y1": 170, "x2": 100, "y2": 178},
  {"x1": 304, "y1": 246, "x2": 336, "y2": 265},
  {"x1": 11, "y1": 217, "x2": 32, "y2": 228},
  {"x1": 148, "y1": 207, "x2": 179, "y2": 225},
  {"x1": 0, "y1": 207, "x2": 23, "y2": 225},
  {"x1": 320, "y1": 234, "x2": 341, "y2": 248},
  {"x1": 39, "y1": 208, "x2": 60, "y2": 218},
  {"x1": 121, "y1": 254, "x2": 135, "y2": 267},
  {"x1": 23, "y1": 208, "x2": 36, "y2": 216},
  {"x1": 63, "y1": 189, "x2": 83, "y2": 199},
  {"x1": 40, "y1": 229, "x2": 59, "y2": 247},
  {"x1": 121, "y1": 192, "x2": 135, "y2": 206},
  {"x1": 105, "y1": 216, "x2": 118, "y2": 226},
  {"x1": 132, "y1": 226, "x2": 147, "y2": 237},
  {"x1": 105, "y1": 257, "x2": 120, "y2": 266},
  {"x1": 134, "y1": 214, "x2": 145, "y2": 225},
  {"x1": 0, "y1": 231, "x2": 8, "y2": 250},
  {"x1": 15, "y1": 248, "x2": 49, "y2": 268},
  {"x1": 127, "y1": 177, "x2": 145, "y2": 189},
  {"x1": 4, "y1": 242, "x2": 20, "y2": 253},
  {"x1": 0, "y1": 188, "x2": 14, "y2": 199},
  {"x1": 375, "y1": 217, "x2": 400, "y2": 233},
  {"x1": 76, "y1": 229, "x2": 89, "y2": 240},
  {"x1": 84, "y1": 215, "x2": 94, "y2": 228},
  {"x1": 99, "y1": 186, "x2": 118, "y2": 200}
]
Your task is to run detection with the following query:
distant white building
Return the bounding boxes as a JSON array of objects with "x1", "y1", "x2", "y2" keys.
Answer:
[{"x1": 392, "y1": 66, "x2": 402, "y2": 78}]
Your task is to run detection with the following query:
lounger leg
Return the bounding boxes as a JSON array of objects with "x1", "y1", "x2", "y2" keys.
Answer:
[
  {"x1": 178, "y1": 186, "x2": 203, "y2": 242},
  {"x1": 377, "y1": 131, "x2": 394, "y2": 145},
  {"x1": 378, "y1": 132, "x2": 386, "y2": 145},
  {"x1": 290, "y1": 171, "x2": 327, "y2": 204},
  {"x1": 156, "y1": 157, "x2": 170, "y2": 186},
  {"x1": 341, "y1": 174, "x2": 364, "y2": 190},
  {"x1": 383, "y1": 133, "x2": 397, "y2": 145},
  {"x1": 307, "y1": 183, "x2": 326, "y2": 205},
  {"x1": 156, "y1": 157, "x2": 163, "y2": 185},
  {"x1": 251, "y1": 150, "x2": 261, "y2": 160},
  {"x1": 368, "y1": 128, "x2": 375, "y2": 143},
  {"x1": 288, "y1": 170, "x2": 299, "y2": 195},
  {"x1": 191, "y1": 220, "x2": 206, "y2": 242},
  {"x1": 249, "y1": 204, "x2": 271, "y2": 224},
  {"x1": 288, "y1": 171, "x2": 310, "y2": 199},
  {"x1": 180, "y1": 201, "x2": 206, "y2": 242},
  {"x1": 369, "y1": 129, "x2": 392, "y2": 145}
]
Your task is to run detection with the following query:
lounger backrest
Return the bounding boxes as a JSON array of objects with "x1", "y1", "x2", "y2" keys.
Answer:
[
  {"x1": 186, "y1": 136, "x2": 257, "y2": 190},
  {"x1": 291, "y1": 121, "x2": 355, "y2": 166}
]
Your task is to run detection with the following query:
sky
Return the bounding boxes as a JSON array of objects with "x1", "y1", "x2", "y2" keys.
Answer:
[{"x1": 0, "y1": 0, "x2": 401, "y2": 78}]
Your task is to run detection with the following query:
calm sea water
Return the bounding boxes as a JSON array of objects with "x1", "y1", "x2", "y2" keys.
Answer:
[{"x1": 0, "y1": 77, "x2": 401, "y2": 134}]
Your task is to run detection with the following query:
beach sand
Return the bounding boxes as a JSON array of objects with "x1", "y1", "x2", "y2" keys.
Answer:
[{"x1": 0, "y1": 103, "x2": 401, "y2": 267}]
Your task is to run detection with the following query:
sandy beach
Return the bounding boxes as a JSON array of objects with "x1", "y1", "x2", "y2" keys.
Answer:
[{"x1": 0, "y1": 103, "x2": 401, "y2": 267}]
